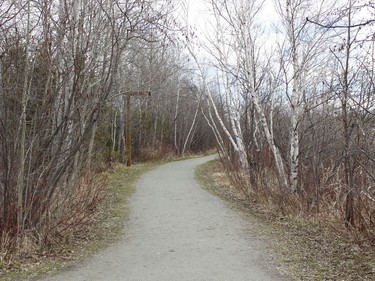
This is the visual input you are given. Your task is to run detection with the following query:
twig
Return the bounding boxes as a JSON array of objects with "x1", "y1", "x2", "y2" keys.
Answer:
[{"x1": 306, "y1": 17, "x2": 375, "y2": 29}]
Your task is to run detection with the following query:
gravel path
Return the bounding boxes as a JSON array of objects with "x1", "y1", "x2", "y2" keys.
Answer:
[{"x1": 41, "y1": 155, "x2": 285, "y2": 281}]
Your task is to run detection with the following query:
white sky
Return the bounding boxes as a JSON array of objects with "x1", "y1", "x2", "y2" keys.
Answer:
[
  {"x1": 184, "y1": 0, "x2": 211, "y2": 38},
  {"x1": 178, "y1": 0, "x2": 375, "y2": 77},
  {"x1": 184, "y1": 0, "x2": 279, "y2": 32},
  {"x1": 182, "y1": 0, "x2": 374, "y2": 37},
  {"x1": 180, "y1": 0, "x2": 282, "y2": 63}
]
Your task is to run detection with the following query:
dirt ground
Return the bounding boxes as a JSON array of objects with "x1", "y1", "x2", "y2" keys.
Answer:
[
  {"x1": 37, "y1": 155, "x2": 288, "y2": 281},
  {"x1": 196, "y1": 160, "x2": 375, "y2": 281}
]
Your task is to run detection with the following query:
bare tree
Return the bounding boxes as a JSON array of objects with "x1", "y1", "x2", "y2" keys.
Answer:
[
  {"x1": 275, "y1": 0, "x2": 331, "y2": 193},
  {"x1": 0, "y1": 0, "x2": 186, "y2": 256}
]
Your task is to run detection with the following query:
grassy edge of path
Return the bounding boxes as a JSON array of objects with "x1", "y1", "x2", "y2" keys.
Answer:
[
  {"x1": 195, "y1": 159, "x2": 375, "y2": 281},
  {"x1": 2, "y1": 161, "x2": 164, "y2": 281}
]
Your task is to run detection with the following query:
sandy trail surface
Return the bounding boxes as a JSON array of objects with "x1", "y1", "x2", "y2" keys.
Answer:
[{"x1": 40, "y1": 155, "x2": 285, "y2": 281}]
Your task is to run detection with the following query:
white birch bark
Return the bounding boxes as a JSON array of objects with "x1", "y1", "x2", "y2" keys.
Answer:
[
  {"x1": 200, "y1": 0, "x2": 290, "y2": 181},
  {"x1": 152, "y1": 110, "x2": 158, "y2": 149},
  {"x1": 287, "y1": 1, "x2": 303, "y2": 193},
  {"x1": 118, "y1": 96, "x2": 126, "y2": 163},
  {"x1": 248, "y1": 85, "x2": 290, "y2": 189},
  {"x1": 237, "y1": 1, "x2": 289, "y2": 189},
  {"x1": 201, "y1": 102, "x2": 227, "y2": 158},
  {"x1": 181, "y1": 101, "x2": 199, "y2": 156},
  {"x1": 111, "y1": 110, "x2": 118, "y2": 158},
  {"x1": 277, "y1": 0, "x2": 327, "y2": 193},
  {"x1": 225, "y1": 83, "x2": 249, "y2": 169},
  {"x1": 205, "y1": 79, "x2": 249, "y2": 169},
  {"x1": 289, "y1": 76, "x2": 303, "y2": 193},
  {"x1": 174, "y1": 79, "x2": 181, "y2": 154},
  {"x1": 253, "y1": 92, "x2": 289, "y2": 190}
]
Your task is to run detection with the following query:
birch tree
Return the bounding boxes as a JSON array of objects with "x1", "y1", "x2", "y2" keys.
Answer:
[
  {"x1": 197, "y1": 0, "x2": 292, "y2": 186},
  {"x1": 0, "y1": 0, "x2": 180, "y2": 253},
  {"x1": 276, "y1": 0, "x2": 330, "y2": 193}
]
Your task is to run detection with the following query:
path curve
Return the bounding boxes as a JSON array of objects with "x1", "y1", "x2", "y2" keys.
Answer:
[{"x1": 41, "y1": 155, "x2": 284, "y2": 281}]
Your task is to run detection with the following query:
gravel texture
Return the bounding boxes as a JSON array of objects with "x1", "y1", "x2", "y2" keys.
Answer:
[{"x1": 39, "y1": 155, "x2": 285, "y2": 281}]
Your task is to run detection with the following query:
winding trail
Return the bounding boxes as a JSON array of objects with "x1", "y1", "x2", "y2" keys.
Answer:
[{"x1": 41, "y1": 155, "x2": 285, "y2": 281}]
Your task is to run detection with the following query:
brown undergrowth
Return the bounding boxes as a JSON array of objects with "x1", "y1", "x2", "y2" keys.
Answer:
[
  {"x1": 0, "y1": 161, "x2": 162, "y2": 281},
  {"x1": 196, "y1": 159, "x2": 375, "y2": 281}
]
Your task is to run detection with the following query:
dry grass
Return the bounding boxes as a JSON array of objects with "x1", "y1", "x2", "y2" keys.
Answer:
[
  {"x1": 196, "y1": 159, "x2": 375, "y2": 281},
  {"x1": 0, "y1": 161, "x2": 162, "y2": 281},
  {"x1": 0, "y1": 153, "x2": 205, "y2": 280}
]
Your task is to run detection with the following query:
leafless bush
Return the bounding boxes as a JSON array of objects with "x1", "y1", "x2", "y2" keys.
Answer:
[
  {"x1": 0, "y1": 170, "x2": 105, "y2": 261},
  {"x1": 219, "y1": 147, "x2": 375, "y2": 247},
  {"x1": 0, "y1": 0, "x2": 203, "y2": 264}
]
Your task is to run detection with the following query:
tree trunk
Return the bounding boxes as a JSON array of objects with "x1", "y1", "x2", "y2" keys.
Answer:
[
  {"x1": 252, "y1": 92, "x2": 290, "y2": 190},
  {"x1": 174, "y1": 81, "x2": 181, "y2": 155},
  {"x1": 182, "y1": 102, "x2": 199, "y2": 156},
  {"x1": 17, "y1": 0, "x2": 31, "y2": 236},
  {"x1": 118, "y1": 97, "x2": 126, "y2": 163},
  {"x1": 343, "y1": 6, "x2": 355, "y2": 227}
]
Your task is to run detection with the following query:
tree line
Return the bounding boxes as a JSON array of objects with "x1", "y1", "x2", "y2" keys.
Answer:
[
  {"x1": 185, "y1": 0, "x2": 375, "y2": 242},
  {"x1": 1, "y1": 0, "x2": 374, "y2": 262},
  {"x1": 0, "y1": 0, "x2": 214, "y2": 258}
]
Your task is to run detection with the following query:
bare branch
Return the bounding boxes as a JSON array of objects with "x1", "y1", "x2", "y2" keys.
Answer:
[{"x1": 306, "y1": 17, "x2": 375, "y2": 29}]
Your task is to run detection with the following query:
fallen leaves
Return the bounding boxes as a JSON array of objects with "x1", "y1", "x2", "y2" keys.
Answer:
[{"x1": 196, "y1": 160, "x2": 375, "y2": 281}]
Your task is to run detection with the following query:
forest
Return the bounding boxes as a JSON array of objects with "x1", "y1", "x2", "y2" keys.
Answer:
[{"x1": 0, "y1": 0, "x2": 375, "y2": 263}]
